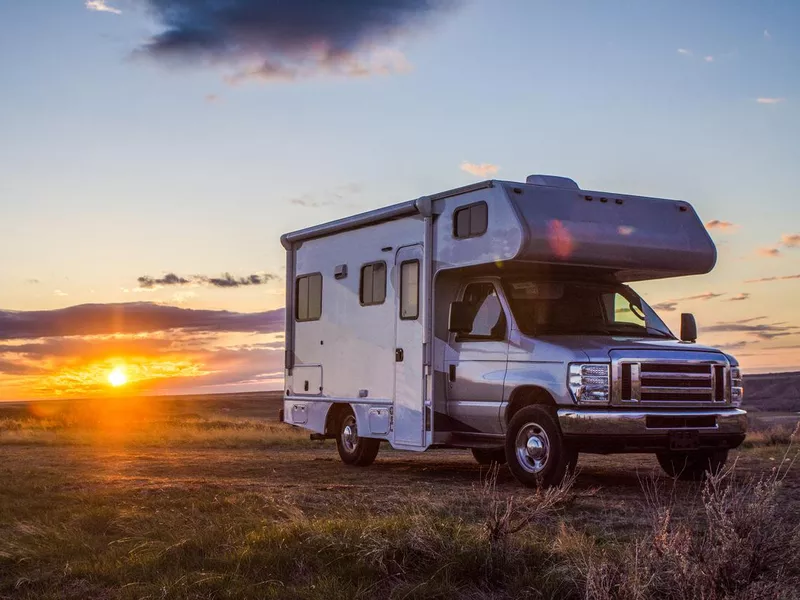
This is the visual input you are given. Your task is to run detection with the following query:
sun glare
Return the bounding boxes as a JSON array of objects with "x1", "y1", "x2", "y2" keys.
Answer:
[{"x1": 108, "y1": 367, "x2": 128, "y2": 387}]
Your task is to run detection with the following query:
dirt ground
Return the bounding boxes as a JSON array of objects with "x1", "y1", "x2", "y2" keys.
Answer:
[{"x1": 5, "y1": 441, "x2": 798, "y2": 537}]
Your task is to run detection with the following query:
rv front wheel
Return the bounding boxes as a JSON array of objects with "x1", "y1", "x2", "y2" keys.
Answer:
[
  {"x1": 505, "y1": 405, "x2": 573, "y2": 488},
  {"x1": 336, "y1": 408, "x2": 380, "y2": 466}
]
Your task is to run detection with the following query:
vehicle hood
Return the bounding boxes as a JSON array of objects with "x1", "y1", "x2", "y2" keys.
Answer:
[{"x1": 534, "y1": 335, "x2": 725, "y2": 362}]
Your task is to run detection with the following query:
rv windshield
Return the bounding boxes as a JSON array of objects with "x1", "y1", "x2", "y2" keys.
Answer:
[{"x1": 502, "y1": 280, "x2": 675, "y2": 339}]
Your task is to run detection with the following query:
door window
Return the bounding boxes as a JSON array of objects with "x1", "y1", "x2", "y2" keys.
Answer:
[
  {"x1": 458, "y1": 282, "x2": 506, "y2": 340},
  {"x1": 399, "y1": 260, "x2": 419, "y2": 320}
]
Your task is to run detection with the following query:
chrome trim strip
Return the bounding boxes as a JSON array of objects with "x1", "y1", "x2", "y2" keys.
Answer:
[
  {"x1": 558, "y1": 408, "x2": 747, "y2": 436},
  {"x1": 641, "y1": 372, "x2": 710, "y2": 380},
  {"x1": 640, "y1": 386, "x2": 714, "y2": 394}
]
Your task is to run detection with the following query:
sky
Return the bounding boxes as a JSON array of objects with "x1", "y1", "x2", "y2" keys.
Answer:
[{"x1": 0, "y1": 0, "x2": 798, "y2": 400}]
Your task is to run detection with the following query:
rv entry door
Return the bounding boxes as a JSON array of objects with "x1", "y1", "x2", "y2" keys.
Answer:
[{"x1": 393, "y1": 244, "x2": 427, "y2": 450}]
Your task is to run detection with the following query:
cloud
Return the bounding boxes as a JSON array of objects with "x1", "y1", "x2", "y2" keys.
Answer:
[
  {"x1": 135, "y1": 0, "x2": 450, "y2": 83},
  {"x1": 704, "y1": 55, "x2": 715, "y2": 62},
  {"x1": 726, "y1": 293, "x2": 750, "y2": 302},
  {"x1": 137, "y1": 272, "x2": 277, "y2": 289},
  {"x1": 652, "y1": 292, "x2": 725, "y2": 312},
  {"x1": 224, "y1": 47, "x2": 413, "y2": 84},
  {"x1": 677, "y1": 48, "x2": 692, "y2": 56},
  {"x1": 702, "y1": 319, "x2": 798, "y2": 341},
  {"x1": 781, "y1": 233, "x2": 800, "y2": 248},
  {"x1": 679, "y1": 292, "x2": 726, "y2": 301},
  {"x1": 205, "y1": 94, "x2": 221, "y2": 103},
  {"x1": 0, "y1": 303, "x2": 284, "y2": 340},
  {"x1": 460, "y1": 161, "x2": 499, "y2": 177},
  {"x1": 289, "y1": 183, "x2": 364, "y2": 208},
  {"x1": 0, "y1": 329, "x2": 286, "y2": 398},
  {"x1": 85, "y1": 0, "x2": 121, "y2": 14},
  {"x1": 26, "y1": 279, "x2": 40, "y2": 285},
  {"x1": 756, "y1": 97, "x2": 785, "y2": 104},
  {"x1": 206, "y1": 273, "x2": 273, "y2": 288},
  {"x1": 764, "y1": 29, "x2": 771, "y2": 40},
  {"x1": 746, "y1": 273, "x2": 800, "y2": 284},
  {"x1": 705, "y1": 220, "x2": 737, "y2": 231},
  {"x1": 757, "y1": 247, "x2": 781, "y2": 258},
  {"x1": 138, "y1": 273, "x2": 191, "y2": 288},
  {"x1": 54, "y1": 290, "x2": 68, "y2": 297},
  {"x1": 0, "y1": 359, "x2": 44, "y2": 376},
  {"x1": 653, "y1": 301, "x2": 678, "y2": 312},
  {"x1": 714, "y1": 340, "x2": 749, "y2": 351}
]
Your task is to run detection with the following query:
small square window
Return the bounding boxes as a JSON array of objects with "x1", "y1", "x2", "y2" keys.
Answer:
[
  {"x1": 360, "y1": 262, "x2": 387, "y2": 306},
  {"x1": 453, "y1": 202, "x2": 488, "y2": 239},
  {"x1": 296, "y1": 273, "x2": 322, "y2": 322}
]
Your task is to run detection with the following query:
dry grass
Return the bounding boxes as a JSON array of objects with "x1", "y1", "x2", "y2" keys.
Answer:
[
  {"x1": 570, "y1": 450, "x2": 800, "y2": 600},
  {"x1": 0, "y1": 415, "x2": 312, "y2": 448},
  {"x1": 741, "y1": 422, "x2": 800, "y2": 449},
  {"x1": 0, "y1": 398, "x2": 799, "y2": 599}
]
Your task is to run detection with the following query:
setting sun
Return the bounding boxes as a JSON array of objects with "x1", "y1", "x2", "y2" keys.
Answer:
[{"x1": 108, "y1": 367, "x2": 128, "y2": 387}]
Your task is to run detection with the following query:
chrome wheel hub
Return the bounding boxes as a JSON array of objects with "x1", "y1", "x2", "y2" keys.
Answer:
[
  {"x1": 342, "y1": 417, "x2": 358, "y2": 453},
  {"x1": 515, "y1": 423, "x2": 550, "y2": 474}
]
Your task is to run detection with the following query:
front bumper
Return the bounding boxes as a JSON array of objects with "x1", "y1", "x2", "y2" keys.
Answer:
[{"x1": 557, "y1": 408, "x2": 747, "y2": 453}]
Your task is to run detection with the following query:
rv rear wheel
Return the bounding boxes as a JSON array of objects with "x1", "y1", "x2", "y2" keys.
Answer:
[
  {"x1": 336, "y1": 408, "x2": 380, "y2": 466},
  {"x1": 656, "y1": 449, "x2": 729, "y2": 481},
  {"x1": 505, "y1": 405, "x2": 574, "y2": 488},
  {"x1": 471, "y1": 448, "x2": 507, "y2": 466}
]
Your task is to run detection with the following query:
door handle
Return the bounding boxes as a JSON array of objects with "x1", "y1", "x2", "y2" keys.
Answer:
[
  {"x1": 449, "y1": 364, "x2": 456, "y2": 382},
  {"x1": 395, "y1": 348, "x2": 404, "y2": 362}
]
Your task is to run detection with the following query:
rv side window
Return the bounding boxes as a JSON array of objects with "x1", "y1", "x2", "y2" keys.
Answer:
[
  {"x1": 360, "y1": 262, "x2": 387, "y2": 306},
  {"x1": 453, "y1": 202, "x2": 488, "y2": 239},
  {"x1": 399, "y1": 260, "x2": 420, "y2": 320},
  {"x1": 296, "y1": 273, "x2": 322, "y2": 322}
]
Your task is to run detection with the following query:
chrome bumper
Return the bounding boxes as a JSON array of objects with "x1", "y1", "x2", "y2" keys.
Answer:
[{"x1": 557, "y1": 408, "x2": 747, "y2": 437}]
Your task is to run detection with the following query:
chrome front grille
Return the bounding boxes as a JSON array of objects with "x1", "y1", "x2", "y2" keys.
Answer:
[{"x1": 615, "y1": 360, "x2": 728, "y2": 404}]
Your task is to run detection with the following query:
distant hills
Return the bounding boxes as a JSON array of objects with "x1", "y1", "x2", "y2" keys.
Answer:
[{"x1": 744, "y1": 372, "x2": 800, "y2": 412}]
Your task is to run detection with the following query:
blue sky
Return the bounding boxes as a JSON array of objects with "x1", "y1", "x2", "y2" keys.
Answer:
[{"x1": 0, "y1": 0, "x2": 798, "y2": 398}]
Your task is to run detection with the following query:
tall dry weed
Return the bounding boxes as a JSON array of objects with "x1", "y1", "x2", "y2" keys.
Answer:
[{"x1": 577, "y1": 449, "x2": 800, "y2": 600}]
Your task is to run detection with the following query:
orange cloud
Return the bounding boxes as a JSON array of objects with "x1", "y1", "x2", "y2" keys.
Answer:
[
  {"x1": 756, "y1": 97, "x2": 785, "y2": 105},
  {"x1": 460, "y1": 161, "x2": 499, "y2": 177},
  {"x1": 746, "y1": 273, "x2": 800, "y2": 284},
  {"x1": 782, "y1": 233, "x2": 800, "y2": 248},
  {"x1": 705, "y1": 220, "x2": 738, "y2": 231},
  {"x1": 757, "y1": 247, "x2": 781, "y2": 258}
]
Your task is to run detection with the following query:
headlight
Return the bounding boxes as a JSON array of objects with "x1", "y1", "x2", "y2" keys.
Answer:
[
  {"x1": 569, "y1": 363, "x2": 610, "y2": 404},
  {"x1": 730, "y1": 366, "x2": 744, "y2": 406}
]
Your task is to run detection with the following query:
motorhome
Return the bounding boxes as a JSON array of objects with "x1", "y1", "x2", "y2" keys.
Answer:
[{"x1": 280, "y1": 175, "x2": 746, "y2": 487}]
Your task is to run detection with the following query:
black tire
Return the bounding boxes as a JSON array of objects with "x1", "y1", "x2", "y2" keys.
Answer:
[
  {"x1": 504, "y1": 405, "x2": 572, "y2": 488},
  {"x1": 471, "y1": 447, "x2": 507, "y2": 466},
  {"x1": 656, "y1": 449, "x2": 729, "y2": 481},
  {"x1": 335, "y1": 407, "x2": 380, "y2": 466}
]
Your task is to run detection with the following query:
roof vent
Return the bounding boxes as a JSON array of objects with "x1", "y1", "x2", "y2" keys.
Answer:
[{"x1": 525, "y1": 175, "x2": 580, "y2": 190}]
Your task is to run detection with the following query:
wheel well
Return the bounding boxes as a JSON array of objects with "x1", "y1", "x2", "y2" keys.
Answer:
[
  {"x1": 325, "y1": 403, "x2": 352, "y2": 435},
  {"x1": 505, "y1": 386, "x2": 556, "y2": 424}
]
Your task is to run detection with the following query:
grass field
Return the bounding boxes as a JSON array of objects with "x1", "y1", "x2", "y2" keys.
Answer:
[{"x1": 1, "y1": 395, "x2": 799, "y2": 599}]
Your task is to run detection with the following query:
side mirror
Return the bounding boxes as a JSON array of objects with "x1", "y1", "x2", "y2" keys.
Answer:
[
  {"x1": 680, "y1": 313, "x2": 697, "y2": 342},
  {"x1": 448, "y1": 301, "x2": 474, "y2": 334}
]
